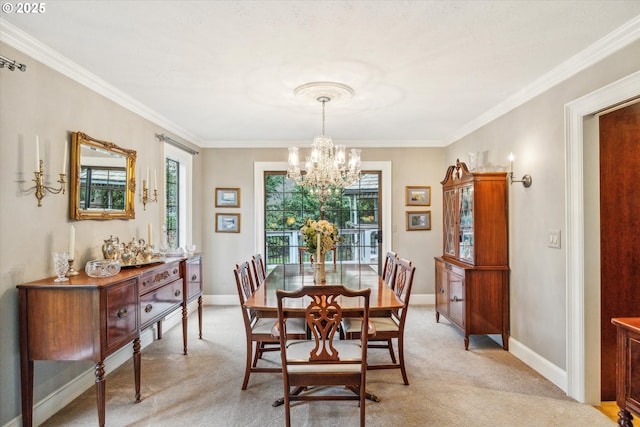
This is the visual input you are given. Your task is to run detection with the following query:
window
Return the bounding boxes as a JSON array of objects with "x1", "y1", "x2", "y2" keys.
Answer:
[
  {"x1": 166, "y1": 158, "x2": 179, "y2": 249},
  {"x1": 263, "y1": 171, "x2": 381, "y2": 269}
]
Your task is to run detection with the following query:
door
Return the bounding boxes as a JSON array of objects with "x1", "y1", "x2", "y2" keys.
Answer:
[{"x1": 599, "y1": 101, "x2": 640, "y2": 400}]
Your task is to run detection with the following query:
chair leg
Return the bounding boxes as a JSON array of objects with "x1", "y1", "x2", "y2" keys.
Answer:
[
  {"x1": 398, "y1": 335, "x2": 409, "y2": 385},
  {"x1": 387, "y1": 339, "x2": 397, "y2": 364},
  {"x1": 252, "y1": 341, "x2": 262, "y2": 367},
  {"x1": 241, "y1": 340, "x2": 252, "y2": 390},
  {"x1": 284, "y1": 388, "x2": 291, "y2": 427}
]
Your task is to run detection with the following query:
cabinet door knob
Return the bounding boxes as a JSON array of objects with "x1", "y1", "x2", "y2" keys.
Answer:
[
  {"x1": 191, "y1": 274, "x2": 198, "y2": 281},
  {"x1": 440, "y1": 288, "x2": 445, "y2": 294},
  {"x1": 117, "y1": 307, "x2": 128, "y2": 318},
  {"x1": 174, "y1": 289, "x2": 181, "y2": 297},
  {"x1": 452, "y1": 296, "x2": 463, "y2": 302},
  {"x1": 145, "y1": 304, "x2": 153, "y2": 313}
]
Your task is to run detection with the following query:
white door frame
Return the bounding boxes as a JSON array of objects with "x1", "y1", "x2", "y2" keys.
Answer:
[{"x1": 565, "y1": 70, "x2": 640, "y2": 403}]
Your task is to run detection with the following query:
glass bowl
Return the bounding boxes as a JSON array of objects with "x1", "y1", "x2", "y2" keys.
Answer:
[{"x1": 85, "y1": 259, "x2": 121, "y2": 278}]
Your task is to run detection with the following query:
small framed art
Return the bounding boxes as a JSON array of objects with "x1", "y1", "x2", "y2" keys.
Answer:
[
  {"x1": 405, "y1": 186, "x2": 431, "y2": 206},
  {"x1": 216, "y1": 213, "x2": 240, "y2": 233},
  {"x1": 406, "y1": 211, "x2": 431, "y2": 231},
  {"x1": 215, "y1": 188, "x2": 240, "y2": 208}
]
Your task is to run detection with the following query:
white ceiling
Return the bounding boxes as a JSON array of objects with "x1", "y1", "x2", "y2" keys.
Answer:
[{"x1": 2, "y1": 1, "x2": 639, "y2": 148}]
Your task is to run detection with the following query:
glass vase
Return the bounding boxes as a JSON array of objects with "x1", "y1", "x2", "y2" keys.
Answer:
[{"x1": 52, "y1": 251, "x2": 69, "y2": 282}]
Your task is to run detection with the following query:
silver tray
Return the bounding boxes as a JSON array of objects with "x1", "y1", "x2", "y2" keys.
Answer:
[{"x1": 120, "y1": 258, "x2": 165, "y2": 269}]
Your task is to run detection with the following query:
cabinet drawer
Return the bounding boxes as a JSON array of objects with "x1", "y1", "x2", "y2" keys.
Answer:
[
  {"x1": 105, "y1": 279, "x2": 138, "y2": 354},
  {"x1": 186, "y1": 260, "x2": 202, "y2": 300},
  {"x1": 140, "y1": 278, "x2": 183, "y2": 329},
  {"x1": 140, "y1": 262, "x2": 181, "y2": 295}
]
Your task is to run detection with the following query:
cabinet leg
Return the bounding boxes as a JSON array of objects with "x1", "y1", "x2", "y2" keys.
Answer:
[
  {"x1": 464, "y1": 336, "x2": 470, "y2": 350},
  {"x1": 156, "y1": 320, "x2": 163, "y2": 339},
  {"x1": 198, "y1": 295, "x2": 203, "y2": 339},
  {"x1": 182, "y1": 304, "x2": 188, "y2": 355},
  {"x1": 502, "y1": 332, "x2": 509, "y2": 350},
  {"x1": 435, "y1": 311, "x2": 440, "y2": 323},
  {"x1": 94, "y1": 362, "x2": 106, "y2": 427},
  {"x1": 617, "y1": 408, "x2": 633, "y2": 427},
  {"x1": 133, "y1": 338, "x2": 141, "y2": 402},
  {"x1": 20, "y1": 358, "x2": 34, "y2": 427}
]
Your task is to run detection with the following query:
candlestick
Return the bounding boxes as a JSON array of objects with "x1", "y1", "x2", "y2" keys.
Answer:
[
  {"x1": 68, "y1": 225, "x2": 75, "y2": 259},
  {"x1": 36, "y1": 135, "x2": 40, "y2": 171}
]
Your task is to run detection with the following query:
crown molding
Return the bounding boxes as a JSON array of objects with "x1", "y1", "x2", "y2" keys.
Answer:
[
  {"x1": 199, "y1": 139, "x2": 444, "y2": 149},
  {"x1": 0, "y1": 20, "x2": 204, "y2": 147},
  {"x1": 447, "y1": 15, "x2": 640, "y2": 145}
]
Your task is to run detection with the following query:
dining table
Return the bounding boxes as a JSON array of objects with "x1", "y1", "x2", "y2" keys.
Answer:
[
  {"x1": 244, "y1": 262, "x2": 405, "y2": 405},
  {"x1": 244, "y1": 262, "x2": 404, "y2": 317}
]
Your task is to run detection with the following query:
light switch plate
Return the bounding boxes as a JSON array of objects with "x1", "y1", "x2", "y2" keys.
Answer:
[{"x1": 548, "y1": 229, "x2": 561, "y2": 249}]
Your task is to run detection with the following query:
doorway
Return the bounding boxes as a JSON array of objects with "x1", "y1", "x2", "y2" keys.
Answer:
[{"x1": 599, "y1": 101, "x2": 640, "y2": 400}]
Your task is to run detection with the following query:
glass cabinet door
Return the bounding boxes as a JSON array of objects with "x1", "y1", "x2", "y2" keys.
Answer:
[
  {"x1": 458, "y1": 185, "x2": 474, "y2": 262},
  {"x1": 443, "y1": 189, "x2": 457, "y2": 256}
]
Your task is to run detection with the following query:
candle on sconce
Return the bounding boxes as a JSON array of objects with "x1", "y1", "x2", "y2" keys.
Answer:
[
  {"x1": 69, "y1": 225, "x2": 75, "y2": 260},
  {"x1": 509, "y1": 153, "x2": 514, "y2": 174},
  {"x1": 62, "y1": 140, "x2": 68, "y2": 173},
  {"x1": 146, "y1": 167, "x2": 150, "y2": 185},
  {"x1": 36, "y1": 135, "x2": 40, "y2": 170},
  {"x1": 154, "y1": 169, "x2": 157, "y2": 191},
  {"x1": 148, "y1": 222, "x2": 153, "y2": 246}
]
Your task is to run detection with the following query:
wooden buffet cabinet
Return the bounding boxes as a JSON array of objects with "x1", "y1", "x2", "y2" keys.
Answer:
[
  {"x1": 17, "y1": 254, "x2": 203, "y2": 427},
  {"x1": 435, "y1": 160, "x2": 509, "y2": 350},
  {"x1": 612, "y1": 318, "x2": 640, "y2": 427}
]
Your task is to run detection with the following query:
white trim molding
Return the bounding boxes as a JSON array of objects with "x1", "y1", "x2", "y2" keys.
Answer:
[{"x1": 565, "y1": 70, "x2": 640, "y2": 403}]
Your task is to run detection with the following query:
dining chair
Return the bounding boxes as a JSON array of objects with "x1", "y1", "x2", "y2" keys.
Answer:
[
  {"x1": 251, "y1": 253, "x2": 266, "y2": 287},
  {"x1": 275, "y1": 285, "x2": 371, "y2": 427},
  {"x1": 381, "y1": 251, "x2": 398, "y2": 289},
  {"x1": 233, "y1": 261, "x2": 305, "y2": 390},
  {"x1": 343, "y1": 258, "x2": 416, "y2": 385}
]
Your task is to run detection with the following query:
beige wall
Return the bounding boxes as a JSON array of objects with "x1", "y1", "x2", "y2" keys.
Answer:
[
  {"x1": 445, "y1": 40, "x2": 640, "y2": 370},
  {"x1": 202, "y1": 147, "x2": 445, "y2": 299},
  {"x1": 0, "y1": 42, "x2": 201, "y2": 424}
]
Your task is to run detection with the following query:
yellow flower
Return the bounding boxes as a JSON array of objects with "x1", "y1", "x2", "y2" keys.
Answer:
[{"x1": 286, "y1": 217, "x2": 296, "y2": 225}]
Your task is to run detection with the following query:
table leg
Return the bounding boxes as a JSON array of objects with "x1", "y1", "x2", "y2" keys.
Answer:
[
  {"x1": 198, "y1": 295, "x2": 203, "y2": 339},
  {"x1": 19, "y1": 358, "x2": 34, "y2": 427},
  {"x1": 94, "y1": 362, "x2": 106, "y2": 427},
  {"x1": 133, "y1": 338, "x2": 141, "y2": 402},
  {"x1": 182, "y1": 303, "x2": 188, "y2": 355}
]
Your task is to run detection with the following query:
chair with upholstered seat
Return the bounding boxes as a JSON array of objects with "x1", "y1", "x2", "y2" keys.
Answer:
[
  {"x1": 381, "y1": 251, "x2": 398, "y2": 289},
  {"x1": 251, "y1": 254, "x2": 266, "y2": 287},
  {"x1": 275, "y1": 285, "x2": 371, "y2": 427},
  {"x1": 233, "y1": 261, "x2": 305, "y2": 390},
  {"x1": 343, "y1": 258, "x2": 415, "y2": 385}
]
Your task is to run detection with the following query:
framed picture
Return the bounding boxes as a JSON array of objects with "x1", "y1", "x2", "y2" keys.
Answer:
[
  {"x1": 216, "y1": 213, "x2": 240, "y2": 233},
  {"x1": 406, "y1": 211, "x2": 431, "y2": 231},
  {"x1": 405, "y1": 186, "x2": 431, "y2": 206},
  {"x1": 215, "y1": 188, "x2": 240, "y2": 208}
]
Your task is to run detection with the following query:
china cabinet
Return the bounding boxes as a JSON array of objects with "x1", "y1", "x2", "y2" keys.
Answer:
[
  {"x1": 17, "y1": 254, "x2": 203, "y2": 427},
  {"x1": 435, "y1": 160, "x2": 509, "y2": 350}
]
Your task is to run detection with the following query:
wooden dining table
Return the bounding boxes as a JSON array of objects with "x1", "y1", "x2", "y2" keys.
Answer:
[
  {"x1": 244, "y1": 262, "x2": 404, "y2": 405},
  {"x1": 244, "y1": 263, "x2": 404, "y2": 317}
]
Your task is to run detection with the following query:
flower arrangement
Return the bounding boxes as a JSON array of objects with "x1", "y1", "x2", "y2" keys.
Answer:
[{"x1": 300, "y1": 218, "x2": 341, "y2": 255}]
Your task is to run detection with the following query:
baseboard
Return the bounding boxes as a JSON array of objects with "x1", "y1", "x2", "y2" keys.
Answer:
[
  {"x1": 509, "y1": 336, "x2": 568, "y2": 393},
  {"x1": 7, "y1": 301, "x2": 198, "y2": 427}
]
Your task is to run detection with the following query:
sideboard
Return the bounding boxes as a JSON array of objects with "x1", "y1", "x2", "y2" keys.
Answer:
[
  {"x1": 612, "y1": 317, "x2": 640, "y2": 427},
  {"x1": 17, "y1": 254, "x2": 203, "y2": 427}
]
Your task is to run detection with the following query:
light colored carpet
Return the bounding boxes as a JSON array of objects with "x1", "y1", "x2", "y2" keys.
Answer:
[{"x1": 41, "y1": 305, "x2": 615, "y2": 426}]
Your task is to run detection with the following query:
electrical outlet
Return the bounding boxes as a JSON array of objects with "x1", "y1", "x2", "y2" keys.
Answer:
[{"x1": 548, "y1": 229, "x2": 561, "y2": 249}]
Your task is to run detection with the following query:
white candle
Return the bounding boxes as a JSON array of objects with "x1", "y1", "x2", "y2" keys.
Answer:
[
  {"x1": 62, "y1": 140, "x2": 68, "y2": 173},
  {"x1": 36, "y1": 135, "x2": 40, "y2": 170},
  {"x1": 148, "y1": 223, "x2": 153, "y2": 246},
  {"x1": 68, "y1": 225, "x2": 75, "y2": 259},
  {"x1": 509, "y1": 153, "x2": 514, "y2": 174},
  {"x1": 317, "y1": 234, "x2": 321, "y2": 262},
  {"x1": 154, "y1": 169, "x2": 157, "y2": 191},
  {"x1": 146, "y1": 167, "x2": 150, "y2": 186}
]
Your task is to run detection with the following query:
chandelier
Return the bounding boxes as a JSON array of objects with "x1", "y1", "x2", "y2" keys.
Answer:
[{"x1": 287, "y1": 83, "x2": 361, "y2": 203}]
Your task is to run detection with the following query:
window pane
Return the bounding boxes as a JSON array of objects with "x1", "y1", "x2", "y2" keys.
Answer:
[{"x1": 166, "y1": 158, "x2": 179, "y2": 249}]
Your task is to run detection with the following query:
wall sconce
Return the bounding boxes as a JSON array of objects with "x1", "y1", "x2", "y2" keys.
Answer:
[
  {"x1": 28, "y1": 136, "x2": 67, "y2": 206},
  {"x1": 142, "y1": 167, "x2": 158, "y2": 210},
  {"x1": 508, "y1": 153, "x2": 532, "y2": 188}
]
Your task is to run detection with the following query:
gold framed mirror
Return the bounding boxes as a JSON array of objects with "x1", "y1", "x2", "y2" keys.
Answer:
[{"x1": 69, "y1": 131, "x2": 136, "y2": 220}]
